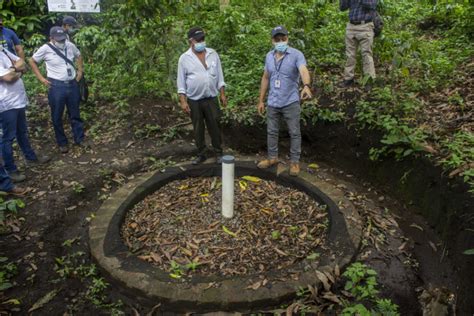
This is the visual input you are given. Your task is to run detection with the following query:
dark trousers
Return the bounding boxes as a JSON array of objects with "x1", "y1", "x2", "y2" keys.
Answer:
[
  {"x1": 47, "y1": 78, "x2": 84, "y2": 146},
  {"x1": 0, "y1": 165, "x2": 13, "y2": 192},
  {"x1": 0, "y1": 108, "x2": 37, "y2": 172},
  {"x1": 188, "y1": 97, "x2": 222, "y2": 157}
]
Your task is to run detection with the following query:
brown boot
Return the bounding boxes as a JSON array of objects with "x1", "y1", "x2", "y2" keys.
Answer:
[
  {"x1": 289, "y1": 163, "x2": 300, "y2": 176},
  {"x1": 8, "y1": 186, "x2": 28, "y2": 196},
  {"x1": 257, "y1": 158, "x2": 278, "y2": 169}
]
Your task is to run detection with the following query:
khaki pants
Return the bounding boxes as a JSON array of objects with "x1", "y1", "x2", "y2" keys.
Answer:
[{"x1": 343, "y1": 22, "x2": 376, "y2": 80}]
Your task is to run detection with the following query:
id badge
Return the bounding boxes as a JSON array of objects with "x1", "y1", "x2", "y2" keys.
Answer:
[
  {"x1": 67, "y1": 68, "x2": 72, "y2": 77},
  {"x1": 275, "y1": 79, "x2": 281, "y2": 89}
]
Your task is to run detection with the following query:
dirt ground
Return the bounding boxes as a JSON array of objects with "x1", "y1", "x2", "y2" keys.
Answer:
[{"x1": 0, "y1": 98, "x2": 461, "y2": 315}]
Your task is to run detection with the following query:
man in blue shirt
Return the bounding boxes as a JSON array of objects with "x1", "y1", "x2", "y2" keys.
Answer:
[
  {"x1": 257, "y1": 26, "x2": 312, "y2": 177},
  {"x1": 177, "y1": 27, "x2": 227, "y2": 165},
  {"x1": 340, "y1": 0, "x2": 377, "y2": 87},
  {"x1": 0, "y1": 17, "x2": 25, "y2": 59}
]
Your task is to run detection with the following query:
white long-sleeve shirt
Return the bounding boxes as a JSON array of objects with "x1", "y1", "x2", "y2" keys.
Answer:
[{"x1": 177, "y1": 47, "x2": 225, "y2": 101}]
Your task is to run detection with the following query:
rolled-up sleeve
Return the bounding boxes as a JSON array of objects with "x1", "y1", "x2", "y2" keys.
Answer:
[
  {"x1": 295, "y1": 50, "x2": 307, "y2": 69},
  {"x1": 32, "y1": 45, "x2": 47, "y2": 63},
  {"x1": 177, "y1": 56, "x2": 187, "y2": 95},
  {"x1": 216, "y1": 54, "x2": 226, "y2": 90}
]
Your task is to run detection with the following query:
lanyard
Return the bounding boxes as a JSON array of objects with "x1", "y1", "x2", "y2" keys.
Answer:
[
  {"x1": 273, "y1": 52, "x2": 287, "y2": 75},
  {"x1": 63, "y1": 47, "x2": 69, "y2": 66},
  {"x1": 2, "y1": 51, "x2": 15, "y2": 67}
]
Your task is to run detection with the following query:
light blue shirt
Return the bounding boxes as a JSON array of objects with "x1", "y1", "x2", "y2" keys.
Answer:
[
  {"x1": 177, "y1": 47, "x2": 226, "y2": 101},
  {"x1": 264, "y1": 47, "x2": 306, "y2": 108}
]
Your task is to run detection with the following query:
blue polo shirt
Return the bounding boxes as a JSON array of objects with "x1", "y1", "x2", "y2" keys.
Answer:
[
  {"x1": 0, "y1": 27, "x2": 21, "y2": 55},
  {"x1": 264, "y1": 47, "x2": 306, "y2": 108}
]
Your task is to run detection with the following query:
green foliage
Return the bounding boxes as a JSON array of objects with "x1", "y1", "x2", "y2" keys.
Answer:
[
  {"x1": 355, "y1": 88, "x2": 428, "y2": 161},
  {"x1": 343, "y1": 262, "x2": 379, "y2": 300},
  {"x1": 374, "y1": 298, "x2": 400, "y2": 315},
  {"x1": 441, "y1": 132, "x2": 474, "y2": 168},
  {"x1": 5, "y1": 0, "x2": 473, "y2": 190},
  {"x1": 0, "y1": 0, "x2": 54, "y2": 36},
  {"x1": 54, "y1": 250, "x2": 123, "y2": 314},
  {"x1": 0, "y1": 198, "x2": 25, "y2": 224},
  {"x1": 342, "y1": 304, "x2": 371, "y2": 316},
  {"x1": 342, "y1": 262, "x2": 400, "y2": 315},
  {"x1": 168, "y1": 259, "x2": 201, "y2": 279},
  {"x1": 0, "y1": 257, "x2": 17, "y2": 291},
  {"x1": 71, "y1": 182, "x2": 85, "y2": 194}
]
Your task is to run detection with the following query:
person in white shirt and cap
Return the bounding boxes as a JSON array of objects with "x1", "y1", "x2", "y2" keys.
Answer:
[
  {"x1": 29, "y1": 26, "x2": 86, "y2": 154},
  {"x1": 0, "y1": 46, "x2": 50, "y2": 182},
  {"x1": 177, "y1": 27, "x2": 227, "y2": 165}
]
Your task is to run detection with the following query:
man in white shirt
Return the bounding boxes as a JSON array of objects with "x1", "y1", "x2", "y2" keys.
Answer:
[
  {"x1": 0, "y1": 46, "x2": 50, "y2": 182},
  {"x1": 177, "y1": 27, "x2": 227, "y2": 165},
  {"x1": 29, "y1": 26, "x2": 85, "y2": 153}
]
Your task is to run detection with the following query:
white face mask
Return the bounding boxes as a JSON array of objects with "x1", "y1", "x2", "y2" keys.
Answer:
[{"x1": 55, "y1": 41, "x2": 66, "y2": 50}]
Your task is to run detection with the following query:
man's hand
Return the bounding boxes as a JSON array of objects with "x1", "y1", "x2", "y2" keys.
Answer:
[
  {"x1": 1, "y1": 69, "x2": 22, "y2": 83},
  {"x1": 300, "y1": 85, "x2": 313, "y2": 101},
  {"x1": 220, "y1": 94, "x2": 228, "y2": 108},
  {"x1": 76, "y1": 70, "x2": 83, "y2": 82},
  {"x1": 40, "y1": 77, "x2": 51, "y2": 87},
  {"x1": 257, "y1": 101, "x2": 266, "y2": 115},
  {"x1": 180, "y1": 101, "x2": 190, "y2": 114}
]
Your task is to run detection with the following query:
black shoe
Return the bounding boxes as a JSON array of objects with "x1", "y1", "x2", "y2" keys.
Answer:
[
  {"x1": 339, "y1": 79, "x2": 354, "y2": 88},
  {"x1": 26, "y1": 155, "x2": 51, "y2": 166},
  {"x1": 59, "y1": 146, "x2": 69, "y2": 154},
  {"x1": 192, "y1": 155, "x2": 206, "y2": 165},
  {"x1": 75, "y1": 139, "x2": 93, "y2": 148},
  {"x1": 9, "y1": 171, "x2": 26, "y2": 183}
]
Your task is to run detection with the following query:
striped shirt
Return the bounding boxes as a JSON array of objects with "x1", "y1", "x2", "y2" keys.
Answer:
[{"x1": 340, "y1": 0, "x2": 377, "y2": 23}]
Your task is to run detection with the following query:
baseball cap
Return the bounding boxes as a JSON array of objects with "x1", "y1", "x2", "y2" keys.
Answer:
[
  {"x1": 62, "y1": 16, "x2": 78, "y2": 26},
  {"x1": 188, "y1": 27, "x2": 205, "y2": 41},
  {"x1": 50, "y1": 26, "x2": 67, "y2": 41},
  {"x1": 271, "y1": 25, "x2": 288, "y2": 38}
]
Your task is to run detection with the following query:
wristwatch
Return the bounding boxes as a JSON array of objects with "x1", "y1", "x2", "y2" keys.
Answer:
[{"x1": 304, "y1": 84, "x2": 311, "y2": 88}]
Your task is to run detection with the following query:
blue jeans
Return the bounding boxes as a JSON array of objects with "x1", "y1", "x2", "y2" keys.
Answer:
[
  {"x1": 0, "y1": 108, "x2": 37, "y2": 172},
  {"x1": 0, "y1": 165, "x2": 14, "y2": 192},
  {"x1": 266, "y1": 102, "x2": 301, "y2": 163},
  {"x1": 47, "y1": 78, "x2": 84, "y2": 146}
]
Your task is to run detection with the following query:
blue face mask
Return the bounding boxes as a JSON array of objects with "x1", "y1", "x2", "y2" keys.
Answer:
[
  {"x1": 194, "y1": 42, "x2": 206, "y2": 52},
  {"x1": 274, "y1": 41, "x2": 288, "y2": 53}
]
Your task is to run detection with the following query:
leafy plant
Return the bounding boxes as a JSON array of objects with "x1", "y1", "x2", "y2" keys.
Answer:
[
  {"x1": 341, "y1": 263, "x2": 400, "y2": 315},
  {"x1": 0, "y1": 198, "x2": 25, "y2": 229},
  {"x1": 342, "y1": 303, "x2": 371, "y2": 316},
  {"x1": 54, "y1": 250, "x2": 123, "y2": 314},
  {"x1": 0, "y1": 257, "x2": 17, "y2": 291},
  {"x1": 72, "y1": 182, "x2": 85, "y2": 194},
  {"x1": 343, "y1": 262, "x2": 379, "y2": 300}
]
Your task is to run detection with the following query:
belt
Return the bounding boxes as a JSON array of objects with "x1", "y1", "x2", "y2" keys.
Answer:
[
  {"x1": 48, "y1": 77, "x2": 76, "y2": 84},
  {"x1": 350, "y1": 20, "x2": 372, "y2": 25}
]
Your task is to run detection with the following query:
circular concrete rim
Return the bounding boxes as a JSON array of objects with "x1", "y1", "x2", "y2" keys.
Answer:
[{"x1": 89, "y1": 161, "x2": 357, "y2": 311}]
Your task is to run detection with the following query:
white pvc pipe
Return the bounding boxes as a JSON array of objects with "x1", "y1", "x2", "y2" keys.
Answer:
[{"x1": 221, "y1": 155, "x2": 235, "y2": 219}]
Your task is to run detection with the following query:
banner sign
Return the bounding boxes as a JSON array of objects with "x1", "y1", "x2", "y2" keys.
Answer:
[{"x1": 47, "y1": 0, "x2": 100, "y2": 13}]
